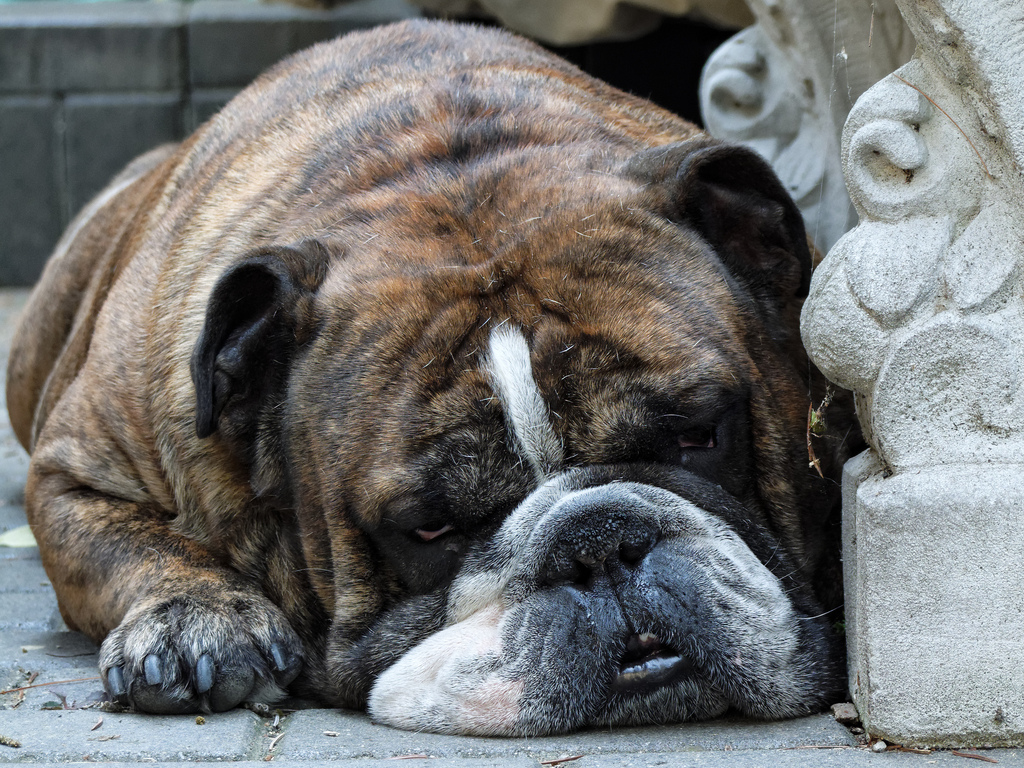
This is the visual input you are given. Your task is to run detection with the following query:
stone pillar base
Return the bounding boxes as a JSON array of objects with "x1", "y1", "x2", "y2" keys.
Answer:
[{"x1": 843, "y1": 450, "x2": 1024, "y2": 747}]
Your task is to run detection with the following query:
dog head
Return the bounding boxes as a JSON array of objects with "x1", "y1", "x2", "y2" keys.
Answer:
[{"x1": 189, "y1": 129, "x2": 854, "y2": 734}]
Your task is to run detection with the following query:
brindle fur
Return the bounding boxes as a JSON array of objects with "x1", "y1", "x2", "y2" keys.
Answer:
[{"x1": 7, "y1": 20, "x2": 859, "y2": 723}]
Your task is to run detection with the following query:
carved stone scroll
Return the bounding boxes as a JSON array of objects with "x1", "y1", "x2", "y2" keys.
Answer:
[{"x1": 699, "y1": 0, "x2": 914, "y2": 252}]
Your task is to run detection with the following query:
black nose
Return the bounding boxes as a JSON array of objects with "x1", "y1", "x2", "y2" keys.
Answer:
[{"x1": 539, "y1": 485, "x2": 659, "y2": 588}]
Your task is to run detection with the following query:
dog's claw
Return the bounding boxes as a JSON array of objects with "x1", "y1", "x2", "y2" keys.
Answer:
[
  {"x1": 144, "y1": 654, "x2": 163, "y2": 686},
  {"x1": 270, "y1": 642, "x2": 287, "y2": 673},
  {"x1": 195, "y1": 653, "x2": 215, "y2": 693},
  {"x1": 107, "y1": 665, "x2": 127, "y2": 699},
  {"x1": 268, "y1": 641, "x2": 302, "y2": 688}
]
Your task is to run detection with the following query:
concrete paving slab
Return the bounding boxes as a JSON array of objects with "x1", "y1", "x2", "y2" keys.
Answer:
[
  {"x1": 0, "y1": 630, "x2": 101, "y2": 705},
  {"x1": 274, "y1": 711, "x2": 856, "y2": 762},
  {"x1": 0, "y1": 591, "x2": 62, "y2": 632},
  {"x1": 2, "y1": 751, "x2": 1023, "y2": 767},
  {"x1": 62, "y1": 92, "x2": 184, "y2": 219},
  {"x1": 0, "y1": 1, "x2": 186, "y2": 94},
  {"x1": 0, "y1": 708, "x2": 267, "y2": 762},
  {"x1": 0, "y1": 551, "x2": 47, "y2": 589}
]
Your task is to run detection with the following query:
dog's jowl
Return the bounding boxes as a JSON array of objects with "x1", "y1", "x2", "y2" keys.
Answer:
[{"x1": 5, "y1": 20, "x2": 860, "y2": 735}]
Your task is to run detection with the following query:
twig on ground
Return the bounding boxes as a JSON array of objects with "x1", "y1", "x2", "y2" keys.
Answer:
[
  {"x1": 0, "y1": 676, "x2": 101, "y2": 695},
  {"x1": 951, "y1": 751, "x2": 999, "y2": 764},
  {"x1": 540, "y1": 755, "x2": 585, "y2": 766}
]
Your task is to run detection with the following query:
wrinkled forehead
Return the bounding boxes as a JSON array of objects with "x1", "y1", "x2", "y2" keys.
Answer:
[
  {"x1": 481, "y1": 321, "x2": 740, "y2": 465},
  {"x1": 315, "y1": 185, "x2": 749, "y2": 370},
  {"x1": 301, "y1": 193, "x2": 752, "y2": 513}
]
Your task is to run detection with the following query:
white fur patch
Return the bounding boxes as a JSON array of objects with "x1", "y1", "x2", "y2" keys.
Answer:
[
  {"x1": 484, "y1": 326, "x2": 563, "y2": 482},
  {"x1": 367, "y1": 604, "x2": 524, "y2": 735}
]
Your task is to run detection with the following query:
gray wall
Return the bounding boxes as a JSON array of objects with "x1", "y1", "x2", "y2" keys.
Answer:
[{"x1": 0, "y1": 0, "x2": 419, "y2": 286}]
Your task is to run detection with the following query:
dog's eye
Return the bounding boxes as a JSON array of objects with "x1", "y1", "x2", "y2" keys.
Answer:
[
  {"x1": 414, "y1": 523, "x2": 453, "y2": 542},
  {"x1": 677, "y1": 426, "x2": 715, "y2": 451}
]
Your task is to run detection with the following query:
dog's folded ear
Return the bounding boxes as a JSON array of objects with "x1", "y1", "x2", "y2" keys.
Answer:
[
  {"x1": 191, "y1": 240, "x2": 330, "y2": 440},
  {"x1": 627, "y1": 141, "x2": 811, "y2": 309}
]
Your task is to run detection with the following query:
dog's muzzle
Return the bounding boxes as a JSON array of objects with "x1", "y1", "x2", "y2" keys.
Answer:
[
  {"x1": 367, "y1": 471, "x2": 835, "y2": 736},
  {"x1": 523, "y1": 485, "x2": 695, "y2": 694}
]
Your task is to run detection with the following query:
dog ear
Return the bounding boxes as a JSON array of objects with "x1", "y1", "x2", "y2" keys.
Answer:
[
  {"x1": 628, "y1": 141, "x2": 811, "y2": 306},
  {"x1": 191, "y1": 241, "x2": 329, "y2": 440}
]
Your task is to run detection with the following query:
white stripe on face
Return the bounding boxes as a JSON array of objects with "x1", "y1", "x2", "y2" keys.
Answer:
[{"x1": 485, "y1": 325, "x2": 564, "y2": 482}]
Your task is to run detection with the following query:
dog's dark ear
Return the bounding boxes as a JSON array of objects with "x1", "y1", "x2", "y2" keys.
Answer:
[
  {"x1": 628, "y1": 141, "x2": 811, "y2": 305},
  {"x1": 191, "y1": 241, "x2": 329, "y2": 440}
]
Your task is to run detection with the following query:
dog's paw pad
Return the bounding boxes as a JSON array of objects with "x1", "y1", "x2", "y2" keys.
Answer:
[{"x1": 99, "y1": 588, "x2": 304, "y2": 714}]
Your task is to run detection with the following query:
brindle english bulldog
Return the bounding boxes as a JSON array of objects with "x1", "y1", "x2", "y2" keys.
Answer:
[{"x1": 6, "y1": 20, "x2": 860, "y2": 735}]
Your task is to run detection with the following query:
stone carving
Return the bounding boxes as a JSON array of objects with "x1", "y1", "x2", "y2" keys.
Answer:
[
  {"x1": 800, "y1": 0, "x2": 1024, "y2": 747},
  {"x1": 699, "y1": 0, "x2": 913, "y2": 252},
  {"x1": 802, "y1": 38, "x2": 1024, "y2": 472}
]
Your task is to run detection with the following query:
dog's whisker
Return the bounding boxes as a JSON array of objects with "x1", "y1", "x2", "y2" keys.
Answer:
[{"x1": 797, "y1": 604, "x2": 845, "y2": 621}]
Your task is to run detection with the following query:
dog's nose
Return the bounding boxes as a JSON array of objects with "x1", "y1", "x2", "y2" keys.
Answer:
[{"x1": 539, "y1": 485, "x2": 659, "y2": 588}]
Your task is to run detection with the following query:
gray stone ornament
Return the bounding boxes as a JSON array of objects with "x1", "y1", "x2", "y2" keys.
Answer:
[
  {"x1": 699, "y1": 0, "x2": 913, "y2": 253},
  {"x1": 800, "y1": 0, "x2": 1024, "y2": 749}
]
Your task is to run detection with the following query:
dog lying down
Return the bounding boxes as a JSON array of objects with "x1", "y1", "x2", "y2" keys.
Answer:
[{"x1": 6, "y1": 20, "x2": 859, "y2": 735}]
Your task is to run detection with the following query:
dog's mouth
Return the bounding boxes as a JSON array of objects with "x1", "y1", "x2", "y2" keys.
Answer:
[{"x1": 612, "y1": 632, "x2": 692, "y2": 694}]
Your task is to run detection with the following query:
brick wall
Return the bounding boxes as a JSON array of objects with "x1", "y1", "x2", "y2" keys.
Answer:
[{"x1": 0, "y1": 0, "x2": 419, "y2": 285}]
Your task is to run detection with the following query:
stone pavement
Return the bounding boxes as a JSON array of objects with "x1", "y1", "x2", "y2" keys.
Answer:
[{"x1": 0, "y1": 287, "x2": 1019, "y2": 766}]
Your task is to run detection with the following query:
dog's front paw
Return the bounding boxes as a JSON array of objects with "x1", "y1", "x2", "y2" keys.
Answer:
[{"x1": 98, "y1": 583, "x2": 303, "y2": 714}]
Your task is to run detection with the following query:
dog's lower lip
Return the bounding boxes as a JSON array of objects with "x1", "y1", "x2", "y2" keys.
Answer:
[{"x1": 612, "y1": 633, "x2": 690, "y2": 694}]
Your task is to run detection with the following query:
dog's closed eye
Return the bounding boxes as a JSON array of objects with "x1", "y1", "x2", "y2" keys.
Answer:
[
  {"x1": 677, "y1": 426, "x2": 716, "y2": 451},
  {"x1": 415, "y1": 524, "x2": 454, "y2": 542}
]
